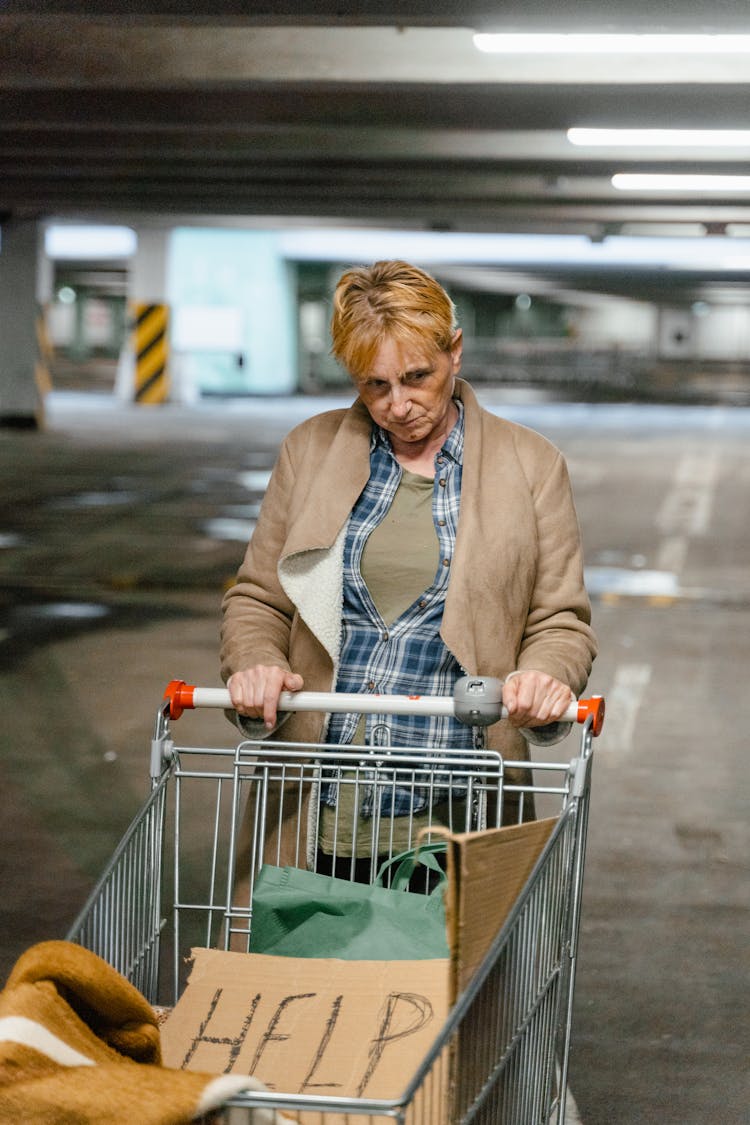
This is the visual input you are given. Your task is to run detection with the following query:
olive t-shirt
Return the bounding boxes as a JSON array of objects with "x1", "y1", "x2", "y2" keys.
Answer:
[
  {"x1": 360, "y1": 468, "x2": 438, "y2": 622},
  {"x1": 319, "y1": 469, "x2": 463, "y2": 857}
]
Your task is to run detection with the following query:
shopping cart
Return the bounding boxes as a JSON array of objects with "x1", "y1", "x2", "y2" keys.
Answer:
[{"x1": 68, "y1": 677, "x2": 604, "y2": 1124}]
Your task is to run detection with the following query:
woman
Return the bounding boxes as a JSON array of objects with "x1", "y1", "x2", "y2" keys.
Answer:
[{"x1": 221, "y1": 259, "x2": 596, "y2": 872}]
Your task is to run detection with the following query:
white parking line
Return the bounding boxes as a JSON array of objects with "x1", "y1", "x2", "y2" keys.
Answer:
[
  {"x1": 655, "y1": 451, "x2": 719, "y2": 540},
  {"x1": 655, "y1": 534, "x2": 688, "y2": 575},
  {"x1": 565, "y1": 1084, "x2": 584, "y2": 1124},
  {"x1": 599, "y1": 663, "x2": 652, "y2": 756}
]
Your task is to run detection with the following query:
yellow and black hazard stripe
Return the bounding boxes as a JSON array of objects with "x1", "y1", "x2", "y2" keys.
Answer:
[
  {"x1": 132, "y1": 302, "x2": 169, "y2": 404},
  {"x1": 35, "y1": 304, "x2": 54, "y2": 398}
]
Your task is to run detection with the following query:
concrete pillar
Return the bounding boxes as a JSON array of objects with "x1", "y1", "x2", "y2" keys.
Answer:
[
  {"x1": 118, "y1": 225, "x2": 171, "y2": 404},
  {"x1": 0, "y1": 219, "x2": 48, "y2": 428}
]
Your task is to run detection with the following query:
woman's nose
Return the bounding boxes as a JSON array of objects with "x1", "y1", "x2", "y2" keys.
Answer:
[{"x1": 389, "y1": 384, "x2": 411, "y2": 415}]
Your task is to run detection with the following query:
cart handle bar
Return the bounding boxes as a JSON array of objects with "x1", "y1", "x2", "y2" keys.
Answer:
[{"x1": 163, "y1": 679, "x2": 605, "y2": 736}]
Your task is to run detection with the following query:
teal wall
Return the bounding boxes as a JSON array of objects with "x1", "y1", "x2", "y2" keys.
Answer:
[{"x1": 168, "y1": 229, "x2": 297, "y2": 394}]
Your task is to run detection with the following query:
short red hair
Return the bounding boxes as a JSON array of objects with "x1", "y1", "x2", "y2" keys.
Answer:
[{"x1": 330, "y1": 260, "x2": 457, "y2": 380}]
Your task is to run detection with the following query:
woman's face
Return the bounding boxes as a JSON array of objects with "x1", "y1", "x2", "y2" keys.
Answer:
[{"x1": 353, "y1": 331, "x2": 463, "y2": 448}]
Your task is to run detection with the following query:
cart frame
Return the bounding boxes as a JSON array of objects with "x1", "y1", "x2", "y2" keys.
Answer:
[{"x1": 68, "y1": 694, "x2": 596, "y2": 1124}]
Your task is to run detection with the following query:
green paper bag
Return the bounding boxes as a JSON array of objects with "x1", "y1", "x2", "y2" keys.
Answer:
[{"x1": 248, "y1": 843, "x2": 449, "y2": 960}]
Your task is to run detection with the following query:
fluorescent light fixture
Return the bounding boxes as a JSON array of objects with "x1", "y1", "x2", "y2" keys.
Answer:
[
  {"x1": 277, "y1": 227, "x2": 750, "y2": 272},
  {"x1": 612, "y1": 173, "x2": 750, "y2": 191},
  {"x1": 45, "y1": 224, "x2": 137, "y2": 260},
  {"x1": 569, "y1": 128, "x2": 750, "y2": 147},
  {"x1": 474, "y1": 33, "x2": 750, "y2": 54}
]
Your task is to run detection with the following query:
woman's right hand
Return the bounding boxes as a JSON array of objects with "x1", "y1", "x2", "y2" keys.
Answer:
[{"x1": 227, "y1": 666, "x2": 304, "y2": 729}]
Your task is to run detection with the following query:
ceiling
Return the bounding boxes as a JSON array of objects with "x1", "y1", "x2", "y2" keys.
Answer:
[{"x1": 4, "y1": 2, "x2": 750, "y2": 303}]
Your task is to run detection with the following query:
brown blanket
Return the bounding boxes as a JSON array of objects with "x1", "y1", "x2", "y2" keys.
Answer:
[{"x1": 0, "y1": 940, "x2": 291, "y2": 1123}]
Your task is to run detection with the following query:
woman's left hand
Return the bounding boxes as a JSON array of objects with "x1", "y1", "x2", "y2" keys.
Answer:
[{"x1": 502, "y1": 670, "x2": 574, "y2": 729}]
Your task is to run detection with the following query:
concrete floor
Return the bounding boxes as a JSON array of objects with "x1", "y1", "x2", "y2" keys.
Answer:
[{"x1": 1, "y1": 389, "x2": 748, "y2": 1123}]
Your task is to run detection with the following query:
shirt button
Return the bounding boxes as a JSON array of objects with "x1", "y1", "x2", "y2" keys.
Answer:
[
  {"x1": 437, "y1": 457, "x2": 445, "y2": 465},
  {"x1": 442, "y1": 558, "x2": 450, "y2": 567},
  {"x1": 438, "y1": 478, "x2": 446, "y2": 487},
  {"x1": 382, "y1": 631, "x2": 389, "y2": 641},
  {"x1": 438, "y1": 518, "x2": 446, "y2": 527},
  {"x1": 418, "y1": 599, "x2": 427, "y2": 609},
  {"x1": 367, "y1": 680, "x2": 376, "y2": 690}
]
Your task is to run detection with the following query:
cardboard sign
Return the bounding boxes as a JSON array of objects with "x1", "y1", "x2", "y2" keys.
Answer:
[
  {"x1": 162, "y1": 816, "x2": 558, "y2": 1121},
  {"x1": 161, "y1": 949, "x2": 449, "y2": 1119},
  {"x1": 445, "y1": 817, "x2": 557, "y2": 996}
]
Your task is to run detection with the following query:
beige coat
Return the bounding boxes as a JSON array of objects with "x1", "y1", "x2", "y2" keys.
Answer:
[{"x1": 220, "y1": 379, "x2": 596, "y2": 864}]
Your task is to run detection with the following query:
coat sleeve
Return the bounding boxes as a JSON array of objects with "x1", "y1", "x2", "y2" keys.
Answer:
[
  {"x1": 219, "y1": 436, "x2": 298, "y2": 682},
  {"x1": 515, "y1": 445, "x2": 597, "y2": 695}
]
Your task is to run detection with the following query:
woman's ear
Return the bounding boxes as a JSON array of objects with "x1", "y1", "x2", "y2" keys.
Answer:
[{"x1": 450, "y1": 328, "x2": 463, "y2": 371}]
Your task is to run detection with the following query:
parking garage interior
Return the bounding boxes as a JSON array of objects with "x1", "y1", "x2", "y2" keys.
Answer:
[{"x1": 1, "y1": 5, "x2": 749, "y2": 1123}]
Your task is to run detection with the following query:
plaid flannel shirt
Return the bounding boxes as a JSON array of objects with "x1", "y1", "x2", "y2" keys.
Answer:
[{"x1": 323, "y1": 401, "x2": 474, "y2": 816}]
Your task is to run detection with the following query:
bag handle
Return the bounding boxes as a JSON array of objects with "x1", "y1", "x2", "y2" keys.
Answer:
[{"x1": 375, "y1": 841, "x2": 448, "y2": 892}]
